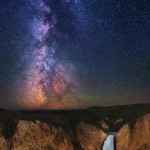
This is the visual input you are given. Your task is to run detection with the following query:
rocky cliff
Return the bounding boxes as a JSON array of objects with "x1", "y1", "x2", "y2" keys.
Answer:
[
  {"x1": 1, "y1": 114, "x2": 149, "y2": 150},
  {"x1": 76, "y1": 122, "x2": 107, "y2": 150},
  {"x1": 0, "y1": 120, "x2": 107, "y2": 150},
  {"x1": 0, "y1": 104, "x2": 150, "y2": 150},
  {"x1": 0, "y1": 120, "x2": 73, "y2": 150},
  {"x1": 116, "y1": 114, "x2": 150, "y2": 150},
  {"x1": 0, "y1": 136, "x2": 8, "y2": 150}
]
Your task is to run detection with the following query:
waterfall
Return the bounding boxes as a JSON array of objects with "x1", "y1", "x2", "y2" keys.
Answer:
[{"x1": 102, "y1": 134, "x2": 115, "y2": 150}]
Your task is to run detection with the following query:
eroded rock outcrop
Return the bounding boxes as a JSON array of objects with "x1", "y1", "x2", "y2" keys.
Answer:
[
  {"x1": 116, "y1": 114, "x2": 150, "y2": 150},
  {"x1": 0, "y1": 120, "x2": 75, "y2": 150},
  {"x1": 116, "y1": 124, "x2": 131, "y2": 150},
  {"x1": 0, "y1": 136, "x2": 9, "y2": 150},
  {"x1": 11, "y1": 120, "x2": 73, "y2": 150},
  {"x1": 0, "y1": 123, "x2": 9, "y2": 150},
  {"x1": 76, "y1": 122, "x2": 107, "y2": 150},
  {"x1": 0, "y1": 113, "x2": 150, "y2": 150},
  {"x1": 100, "y1": 121, "x2": 109, "y2": 130}
]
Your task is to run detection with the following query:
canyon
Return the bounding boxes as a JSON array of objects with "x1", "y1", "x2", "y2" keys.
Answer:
[{"x1": 0, "y1": 104, "x2": 150, "y2": 150}]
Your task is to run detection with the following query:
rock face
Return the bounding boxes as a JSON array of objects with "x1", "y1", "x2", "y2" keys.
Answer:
[
  {"x1": 116, "y1": 114, "x2": 150, "y2": 150},
  {"x1": 116, "y1": 124, "x2": 131, "y2": 150},
  {"x1": 0, "y1": 114, "x2": 150, "y2": 150},
  {"x1": 76, "y1": 122, "x2": 107, "y2": 150},
  {"x1": 12, "y1": 120, "x2": 73, "y2": 150},
  {"x1": 100, "y1": 121, "x2": 109, "y2": 130},
  {"x1": 0, "y1": 123, "x2": 9, "y2": 150},
  {"x1": 0, "y1": 136, "x2": 8, "y2": 150},
  {"x1": 0, "y1": 120, "x2": 73, "y2": 150}
]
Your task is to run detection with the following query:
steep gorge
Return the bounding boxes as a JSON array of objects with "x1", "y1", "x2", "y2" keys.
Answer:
[{"x1": 0, "y1": 104, "x2": 150, "y2": 150}]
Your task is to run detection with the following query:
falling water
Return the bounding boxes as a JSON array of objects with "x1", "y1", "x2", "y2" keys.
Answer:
[{"x1": 102, "y1": 134, "x2": 115, "y2": 150}]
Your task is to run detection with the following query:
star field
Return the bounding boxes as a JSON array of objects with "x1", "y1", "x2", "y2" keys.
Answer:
[{"x1": 0, "y1": 0, "x2": 150, "y2": 109}]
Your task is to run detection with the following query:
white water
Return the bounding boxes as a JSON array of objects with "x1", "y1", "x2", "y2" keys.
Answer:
[{"x1": 102, "y1": 135, "x2": 115, "y2": 150}]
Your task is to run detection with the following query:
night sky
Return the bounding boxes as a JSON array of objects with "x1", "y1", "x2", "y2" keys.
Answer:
[{"x1": 0, "y1": 0, "x2": 150, "y2": 109}]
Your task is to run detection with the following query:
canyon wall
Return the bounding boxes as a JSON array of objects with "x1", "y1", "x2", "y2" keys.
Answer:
[
  {"x1": 0, "y1": 114, "x2": 150, "y2": 150},
  {"x1": 76, "y1": 122, "x2": 107, "y2": 150},
  {"x1": 116, "y1": 114, "x2": 150, "y2": 150},
  {"x1": 0, "y1": 120, "x2": 73, "y2": 150}
]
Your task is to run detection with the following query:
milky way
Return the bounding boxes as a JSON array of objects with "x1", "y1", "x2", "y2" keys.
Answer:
[
  {"x1": 19, "y1": 0, "x2": 80, "y2": 109},
  {"x1": 1, "y1": 0, "x2": 150, "y2": 109}
]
